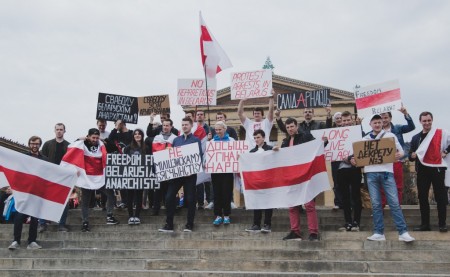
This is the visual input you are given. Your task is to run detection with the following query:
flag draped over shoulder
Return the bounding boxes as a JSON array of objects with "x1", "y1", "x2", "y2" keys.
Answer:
[
  {"x1": 239, "y1": 139, "x2": 331, "y2": 209},
  {"x1": 199, "y1": 11, "x2": 232, "y2": 79},
  {"x1": 415, "y1": 128, "x2": 450, "y2": 187},
  {"x1": 0, "y1": 146, "x2": 77, "y2": 222},
  {"x1": 61, "y1": 140, "x2": 107, "y2": 190}
]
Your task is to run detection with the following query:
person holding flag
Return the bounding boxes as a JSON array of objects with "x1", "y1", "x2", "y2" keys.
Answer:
[{"x1": 409, "y1": 111, "x2": 450, "y2": 232}]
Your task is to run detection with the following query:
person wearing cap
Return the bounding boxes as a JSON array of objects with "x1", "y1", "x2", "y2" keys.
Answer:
[
  {"x1": 351, "y1": 114, "x2": 414, "y2": 242},
  {"x1": 79, "y1": 128, "x2": 119, "y2": 232},
  {"x1": 380, "y1": 105, "x2": 415, "y2": 208}
]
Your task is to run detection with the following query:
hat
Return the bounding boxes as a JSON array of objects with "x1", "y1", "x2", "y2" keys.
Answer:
[
  {"x1": 88, "y1": 128, "x2": 100, "y2": 136},
  {"x1": 370, "y1": 114, "x2": 382, "y2": 122}
]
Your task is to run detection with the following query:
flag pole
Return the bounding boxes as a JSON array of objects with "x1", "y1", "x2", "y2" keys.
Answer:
[{"x1": 203, "y1": 63, "x2": 211, "y2": 128}]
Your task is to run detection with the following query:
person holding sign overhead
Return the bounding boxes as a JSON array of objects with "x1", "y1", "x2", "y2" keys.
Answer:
[
  {"x1": 158, "y1": 117, "x2": 202, "y2": 233},
  {"x1": 211, "y1": 121, "x2": 235, "y2": 226},
  {"x1": 355, "y1": 114, "x2": 414, "y2": 242},
  {"x1": 237, "y1": 92, "x2": 275, "y2": 149},
  {"x1": 409, "y1": 111, "x2": 450, "y2": 232}
]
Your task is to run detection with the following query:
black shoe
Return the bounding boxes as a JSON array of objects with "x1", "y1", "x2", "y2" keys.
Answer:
[
  {"x1": 439, "y1": 225, "x2": 448, "y2": 233},
  {"x1": 351, "y1": 222, "x2": 360, "y2": 232},
  {"x1": 413, "y1": 225, "x2": 431, "y2": 231},
  {"x1": 261, "y1": 224, "x2": 272, "y2": 233},
  {"x1": 106, "y1": 216, "x2": 119, "y2": 225},
  {"x1": 308, "y1": 233, "x2": 319, "y2": 241},
  {"x1": 81, "y1": 222, "x2": 90, "y2": 232},
  {"x1": 158, "y1": 224, "x2": 174, "y2": 233},
  {"x1": 245, "y1": 225, "x2": 261, "y2": 232},
  {"x1": 183, "y1": 224, "x2": 193, "y2": 232},
  {"x1": 338, "y1": 223, "x2": 352, "y2": 232},
  {"x1": 282, "y1": 231, "x2": 302, "y2": 241}
]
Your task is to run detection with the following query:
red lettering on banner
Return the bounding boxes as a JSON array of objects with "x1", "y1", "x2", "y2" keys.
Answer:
[{"x1": 168, "y1": 147, "x2": 182, "y2": 159}]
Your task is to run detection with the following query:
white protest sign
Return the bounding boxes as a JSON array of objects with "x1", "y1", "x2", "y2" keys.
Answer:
[
  {"x1": 205, "y1": 141, "x2": 250, "y2": 173},
  {"x1": 177, "y1": 79, "x2": 217, "y2": 106},
  {"x1": 230, "y1": 69, "x2": 272, "y2": 100},
  {"x1": 354, "y1": 80, "x2": 401, "y2": 120},
  {"x1": 153, "y1": 143, "x2": 202, "y2": 182},
  {"x1": 311, "y1": 125, "x2": 363, "y2": 162}
]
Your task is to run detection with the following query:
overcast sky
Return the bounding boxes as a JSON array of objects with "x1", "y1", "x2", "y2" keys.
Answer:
[{"x1": 1, "y1": 0, "x2": 449, "y2": 146}]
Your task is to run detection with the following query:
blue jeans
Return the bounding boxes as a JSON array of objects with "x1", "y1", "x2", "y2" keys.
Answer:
[{"x1": 366, "y1": 172, "x2": 407, "y2": 235}]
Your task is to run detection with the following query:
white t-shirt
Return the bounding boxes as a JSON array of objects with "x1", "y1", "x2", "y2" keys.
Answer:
[
  {"x1": 100, "y1": 130, "x2": 110, "y2": 140},
  {"x1": 243, "y1": 117, "x2": 273, "y2": 149}
]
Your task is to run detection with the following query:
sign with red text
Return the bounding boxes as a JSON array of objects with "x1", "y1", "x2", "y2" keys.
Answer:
[
  {"x1": 230, "y1": 69, "x2": 272, "y2": 100},
  {"x1": 153, "y1": 143, "x2": 202, "y2": 182},
  {"x1": 277, "y1": 89, "x2": 330, "y2": 110},
  {"x1": 177, "y1": 79, "x2": 217, "y2": 106},
  {"x1": 137, "y1": 94, "x2": 170, "y2": 116},
  {"x1": 354, "y1": 80, "x2": 402, "y2": 120},
  {"x1": 311, "y1": 125, "x2": 362, "y2": 162},
  {"x1": 205, "y1": 141, "x2": 250, "y2": 173}
]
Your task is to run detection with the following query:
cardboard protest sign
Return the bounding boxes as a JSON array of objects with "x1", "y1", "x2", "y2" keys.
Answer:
[
  {"x1": 177, "y1": 79, "x2": 217, "y2": 106},
  {"x1": 311, "y1": 125, "x2": 362, "y2": 162},
  {"x1": 138, "y1": 95, "x2": 170, "y2": 116},
  {"x1": 352, "y1": 137, "x2": 396, "y2": 167},
  {"x1": 205, "y1": 141, "x2": 250, "y2": 173},
  {"x1": 153, "y1": 143, "x2": 202, "y2": 182},
  {"x1": 354, "y1": 80, "x2": 401, "y2": 120},
  {"x1": 105, "y1": 154, "x2": 160, "y2": 189},
  {"x1": 97, "y1": 93, "x2": 139, "y2": 124},
  {"x1": 277, "y1": 89, "x2": 330, "y2": 110},
  {"x1": 230, "y1": 69, "x2": 272, "y2": 100}
]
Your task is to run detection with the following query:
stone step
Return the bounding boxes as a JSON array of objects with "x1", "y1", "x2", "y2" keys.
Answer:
[
  {"x1": 1, "y1": 248, "x2": 450, "y2": 262},
  {"x1": 2, "y1": 270, "x2": 449, "y2": 277}
]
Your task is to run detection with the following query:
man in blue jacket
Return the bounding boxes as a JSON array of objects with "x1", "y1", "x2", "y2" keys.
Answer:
[{"x1": 380, "y1": 105, "x2": 415, "y2": 206}]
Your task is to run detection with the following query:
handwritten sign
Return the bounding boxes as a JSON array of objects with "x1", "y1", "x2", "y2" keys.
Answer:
[
  {"x1": 230, "y1": 69, "x2": 272, "y2": 100},
  {"x1": 138, "y1": 95, "x2": 170, "y2": 116},
  {"x1": 177, "y1": 79, "x2": 217, "y2": 106},
  {"x1": 354, "y1": 80, "x2": 401, "y2": 119},
  {"x1": 153, "y1": 143, "x2": 202, "y2": 182},
  {"x1": 277, "y1": 89, "x2": 330, "y2": 110},
  {"x1": 105, "y1": 154, "x2": 160, "y2": 189},
  {"x1": 205, "y1": 141, "x2": 250, "y2": 173},
  {"x1": 97, "y1": 93, "x2": 139, "y2": 124},
  {"x1": 311, "y1": 125, "x2": 362, "y2": 162},
  {"x1": 353, "y1": 137, "x2": 396, "y2": 167}
]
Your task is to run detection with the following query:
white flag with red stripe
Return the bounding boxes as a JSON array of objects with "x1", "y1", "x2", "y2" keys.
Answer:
[
  {"x1": 61, "y1": 140, "x2": 107, "y2": 190},
  {"x1": 239, "y1": 139, "x2": 331, "y2": 209},
  {"x1": 199, "y1": 12, "x2": 232, "y2": 79},
  {"x1": 0, "y1": 146, "x2": 77, "y2": 222}
]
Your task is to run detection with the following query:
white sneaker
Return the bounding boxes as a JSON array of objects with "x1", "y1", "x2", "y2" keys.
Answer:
[
  {"x1": 230, "y1": 202, "x2": 237, "y2": 209},
  {"x1": 8, "y1": 241, "x2": 19, "y2": 250},
  {"x1": 128, "y1": 217, "x2": 135, "y2": 225},
  {"x1": 27, "y1": 242, "x2": 42, "y2": 249},
  {"x1": 399, "y1": 232, "x2": 415, "y2": 242},
  {"x1": 205, "y1": 202, "x2": 214, "y2": 209},
  {"x1": 134, "y1": 217, "x2": 141, "y2": 225},
  {"x1": 367, "y1": 233, "x2": 386, "y2": 241}
]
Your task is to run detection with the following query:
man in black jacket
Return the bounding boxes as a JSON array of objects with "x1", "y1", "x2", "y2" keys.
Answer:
[
  {"x1": 245, "y1": 129, "x2": 277, "y2": 233},
  {"x1": 146, "y1": 112, "x2": 179, "y2": 138}
]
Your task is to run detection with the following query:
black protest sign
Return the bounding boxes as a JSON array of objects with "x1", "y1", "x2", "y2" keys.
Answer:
[
  {"x1": 97, "y1": 93, "x2": 139, "y2": 124},
  {"x1": 276, "y1": 89, "x2": 331, "y2": 110},
  {"x1": 105, "y1": 154, "x2": 160, "y2": 189},
  {"x1": 352, "y1": 137, "x2": 396, "y2": 167},
  {"x1": 137, "y1": 95, "x2": 170, "y2": 116}
]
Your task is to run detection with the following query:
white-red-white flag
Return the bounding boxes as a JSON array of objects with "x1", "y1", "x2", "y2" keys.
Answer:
[
  {"x1": 199, "y1": 11, "x2": 232, "y2": 79},
  {"x1": 192, "y1": 122, "x2": 207, "y2": 152},
  {"x1": 61, "y1": 140, "x2": 107, "y2": 190},
  {"x1": 0, "y1": 146, "x2": 77, "y2": 222},
  {"x1": 239, "y1": 139, "x2": 331, "y2": 209}
]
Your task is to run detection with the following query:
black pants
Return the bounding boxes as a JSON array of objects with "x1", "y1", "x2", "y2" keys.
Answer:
[
  {"x1": 417, "y1": 167, "x2": 448, "y2": 227},
  {"x1": 127, "y1": 189, "x2": 144, "y2": 218},
  {"x1": 254, "y1": 209, "x2": 273, "y2": 226},
  {"x1": 165, "y1": 174, "x2": 197, "y2": 227},
  {"x1": 153, "y1": 181, "x2": 169, "y2": 211},
  {"x1": 196, "y1": 181, "x2": 212, "y2": 206},
  {"x1": 14, "y1": 212, "x2": 38, "y2": 244},
  {"x1": 332, "y1": 161, "x2": 343, "y2": 208},
  {"x1": 337, "y1": 167, "x2": 362, "y2": 225},
  {"x1": 211, "y1": 173, "x2": 234, "y2": 217}
]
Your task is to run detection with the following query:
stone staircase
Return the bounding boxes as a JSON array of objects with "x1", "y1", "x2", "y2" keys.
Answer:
[{"x1": 0, "y1": 206, "x2": 449, "y2": 276}]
